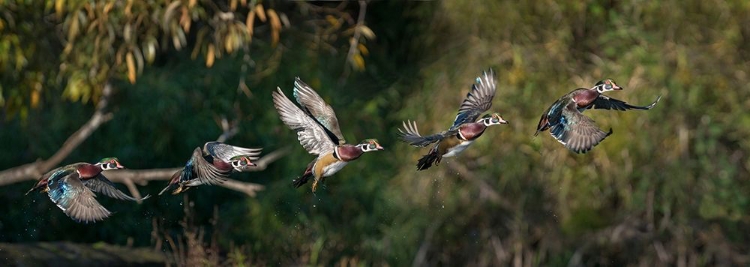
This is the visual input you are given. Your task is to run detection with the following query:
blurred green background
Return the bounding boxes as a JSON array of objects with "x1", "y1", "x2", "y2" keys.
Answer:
[{"x1": 1, "y1": 0, "x2": 749, "y2": 266}]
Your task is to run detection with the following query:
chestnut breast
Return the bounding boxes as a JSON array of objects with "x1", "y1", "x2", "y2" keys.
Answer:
[
  {"x1": 458, "y1": 122, "x2": 487, "y2": 141},
  {"x1": 572, "y1": 89, "x2": 600, "y2": 108},
  {"x1": 336, "y1": 145, "x2": 364, "y2": 162},
  {"x1": 77, "y1": 164, "x2": 103, "y2": 179}
]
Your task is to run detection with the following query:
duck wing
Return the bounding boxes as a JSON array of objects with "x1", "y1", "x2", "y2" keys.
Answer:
[
  {"x1": 273, "y1": 87, "x2": 337, "y2": 156},
  {"x1": 203, "y1": 142, "x2": 262, "y2": 163},
  {"x1": 186, "y1": 147, "x2": 228, "y2": 186},
  {"x1": 47, "y1": 170, "x2": 111, "y2": 223},
  {"x1": 588, "y1": 95, "x2": 661, "y2": 111},
  {"x1": 83, "y1": 174, "x2": 151, "y2": 201},
  {"x1": 548, "y1": 99, "x2": 612, "y2": 153},
  {"x1": 451, "y1": 69, "x2": 497, "y2": 129},
  {"x1": 292, "y1": 77, "x2": 346, "y2": 145}
]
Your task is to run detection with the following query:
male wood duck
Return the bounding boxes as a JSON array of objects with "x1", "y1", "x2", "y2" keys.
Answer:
[
  {"x1": 534, "y1": 79, "x2": 662, "y2": 153},
  {"x1": 26, "y1": 158, "x2": 149, "y2": 223},
  {"x1": 272, "y1": 77, "x2": 384, "y2": 192},
  {"x1": 399, "y1": 69, "x2": 508, "y2": 170},
  {"x1": 159, "y1": 142, "x2": 261, "y2": 195}
]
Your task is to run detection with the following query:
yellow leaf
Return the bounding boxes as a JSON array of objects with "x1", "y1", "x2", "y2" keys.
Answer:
[
  {"x1": 246, "y1": 10, "x2": 255, "y2": 36},
  {"x1": 189, "y1": 0, "x2": 196, "y2": 8},
  {"x1": 68, "y1": 14, "x2": 79, "y2": 42},
  {"x1": 326, "y1": 15, "x2": 339, "y2": 27},
  {"x1": 123, "y1": 23, "x2": 131, "y2": 42},
  {"x1": 126, "y1": 52, "x2": 136, "y2": 83},
  {"x1": 144, "y1": 41, "x2": 156, "y2": 64},
  {"x1": 357, "y1": 43, "x2": 369, "y2": 56},
  {"x1": 55, "y1": 0, "x2": 65, "y2": 17},
  {"x1": 125, "y1": 0, "x2": 133, "y2": 17},
  {"x1": 230, "y1": 0, "x2": 237, "y2": 11},
  {"x1": 351, "y1": 53, "x2": 365, "y2": 71},
  {"x1": 206, "y1": 44, "x2": 215, "y2": 67},
  {"x1": 225, "y1": 33, "x2": 234, "y2": 53},
  {"x1": 30, "y1": 89, "x2": 40, "y2": 108},
  {"x1": 256, "y1": 4, "x2": 267, "y2": 22},
  {"x1": 357, "y1": 25, "x2": 375, "y2": 40},
  {"x1": 103, "y1": 2, "x2": 114, "y2": 14},
  {"x1": 240, "y1": 0, "x2": 246, "y2": 7},
  {"x1": 268, "y1": 9, "x2": 281, "y2": 46},
  {"x1": 180, "y1": 7, "x2": 191, "y2": 32}
]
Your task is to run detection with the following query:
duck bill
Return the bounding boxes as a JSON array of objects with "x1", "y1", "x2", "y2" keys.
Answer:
[
  {"x1": 614, "y1": 85, "x2": 623, "y2": 90},
  {"x1": 376, "y1": 145, "x2": 385, "y2": 151}
]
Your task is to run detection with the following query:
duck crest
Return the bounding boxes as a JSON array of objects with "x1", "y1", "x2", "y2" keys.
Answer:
[
  {"x1": 336, "y1": 145, "x2": 364, "y2": 162},
  {"x1": 458, "y1": 123, "x2": 487, "y2": 141}
]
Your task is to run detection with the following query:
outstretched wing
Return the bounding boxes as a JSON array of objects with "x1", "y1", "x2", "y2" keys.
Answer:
[
  {"x1": 398, "y1": 120, "x2": 454, "y2": 147},
  {"x1": 549, "y1": 100, "x2": 612, "y2": 153},
  {"x1": 188, "y1": 147, "x2": 228, "y2": 186},
  {"x1": 588, "y1": 95, "x2": 661, "y2": 111},
  {"x1": 451, "y1": 69, "x2": 497, "y2": 129},
  {"x1": 273, "y1": 87, "x2": 337, "y2": 155},
  {"x1": 47, "y1": 171, "x2": 111, "y2": 223},
  {"x1": 203, "y1": 142, "x2": 262, "y2": 163},
  {"x1": 82, "y1": 174, "x2": 151, "y2": 201},
  {"x1": 293, "y1": 78, "x2": 346, "y2": 145}
]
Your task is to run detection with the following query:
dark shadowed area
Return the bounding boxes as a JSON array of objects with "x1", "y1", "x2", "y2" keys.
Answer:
[{"x1": 1, "y1": 0, "x2": 749, "y2": 266}]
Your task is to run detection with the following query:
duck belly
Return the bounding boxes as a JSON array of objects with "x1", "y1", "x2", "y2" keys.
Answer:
[
  {"x1": 320, "y1": 161, "x2": 349, "y2": 177},
  {"x1": 442, "y1": 140, "x2": 474, "y2": 157}
]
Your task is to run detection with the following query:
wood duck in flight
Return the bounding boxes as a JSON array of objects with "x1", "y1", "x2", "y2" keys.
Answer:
[
  {"x1": 534, "y1": 79, "x2": 661, "y2": 153},
  {"x1": 272, "y1": 77, "x2": 384, "y2": 192},
  {"x1": 26, "y1": 158, "x2": 149, "y2": 223},
  {"x1": 399, "y1": 69, "x2": 508, "y2": 170},
  {"x1": 159, "y1": 142, "x2": 261, "y2": 195}
]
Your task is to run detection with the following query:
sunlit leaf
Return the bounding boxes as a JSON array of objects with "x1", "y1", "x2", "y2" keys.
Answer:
[
  {"x1": 268, "y1": 9, "x2": 281, "y2": 46},
  {"x1": 206, "y1": 43, "x2": 215, "y2": 67},
  {"x1": 256, "y1": 3, "x2": 267, "y2": 22},
  {"x1": 126, "y1": 52, "x2": 136, "y2": 83},
  {"x1": 357, "y1": 43, "x2": 369, "y2": 56},
  {"x1": 55, "y1": 0, "x2": 65, "y2": 17},
  {"x1": 351, "y1": 52, "x2": 365, "y2": 71},
  {"x1": 357, "y1": 25, "x2": 375, "y2": 40},
  {"x1": 246, "y1": 10, "x2": 255, "y2": 36}
]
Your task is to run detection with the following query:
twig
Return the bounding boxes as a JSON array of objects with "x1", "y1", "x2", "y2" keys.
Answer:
[
  {"x1": 0, "y1": 83, "x2": 114, "y2": 186},
  {"x1": 340, "y1": 0, "x2": 368, "y2": 82}
]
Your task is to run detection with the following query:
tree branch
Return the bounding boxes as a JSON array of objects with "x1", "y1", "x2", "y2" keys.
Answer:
[
  {"x1": 0, "y1": 84, "x2": 287, "y2": 199},
  {"x1": 0, "y1": 83, "x2": 114, "y2": 186}
]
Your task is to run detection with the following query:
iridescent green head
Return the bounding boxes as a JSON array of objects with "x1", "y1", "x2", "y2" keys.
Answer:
[
  {"x1": 96, "y1": 157, "x2": 125, "y2": 170},
  {"x1": 358, "y1": 139, "x2": 384, "y2": 152}
]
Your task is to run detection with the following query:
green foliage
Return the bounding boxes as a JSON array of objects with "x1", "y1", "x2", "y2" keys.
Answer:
[{"x1": 2, "y1": 0, "x2": 750, "y2": 266}]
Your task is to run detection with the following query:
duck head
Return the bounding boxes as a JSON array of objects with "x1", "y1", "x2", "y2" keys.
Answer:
[
  {"x1": 231, "y1": 156, "x2": 258, "y2": 168},
  {"x1": 479, "y1": 113, "x2": 508, "y2": 126},
  {"x1": 356, "y1": 139, "x2": 385, "y2": 152},
  {"x1": 593, "y1": 79, "x2": 622, "y2": 93},
  {"x1": 95, "y1": 157, "x2": 126, "y2": 170}
]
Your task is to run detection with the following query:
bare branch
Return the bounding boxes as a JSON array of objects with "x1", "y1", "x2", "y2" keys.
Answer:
[
  {"x1": 0, "y1": 83, "x2": 115, "y2": 186},
  {"x1": 0, "y1": 83, "x2": 285, "y2": 198}
]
